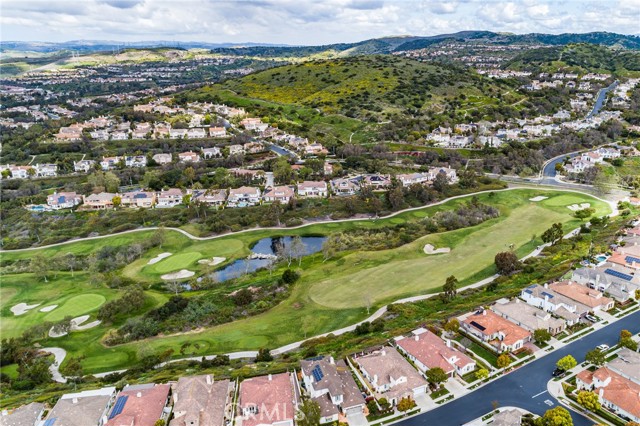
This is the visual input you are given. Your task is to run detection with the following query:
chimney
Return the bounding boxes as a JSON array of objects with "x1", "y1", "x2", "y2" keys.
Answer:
[
  {"x1": 482, "y1": 310, "x2": 487, "y2": 316},
  {"x1": 446, "y1": 339, "x2": 451, "y2": 348},
  {"x1": 381, "y1": 350, "x2": 386, "y2": 356},
  {"x1": 268, "y1": 374, "x2": 272, "y2": 381},
  {"x1": 599, "y1": 388, "x2": 604, "y2": 398},
  {"x1": 206, "y1": 375, "x2": 212, "y2": 385},
  {"x1": 137, "y1": 392, "x2": 142, "y2": 398},
  {"x1": 329, "y1": 356, "x2": 335, "y2": 365},
  {"x1": 72, "y1": 398, "x2": 78, "y2": 404},
  {"x1": 544, "y1": 283, "x2": 549, "y2": 289},
  {"x1": 415, "y1": 335, "x2": 419, "y2": 341}
]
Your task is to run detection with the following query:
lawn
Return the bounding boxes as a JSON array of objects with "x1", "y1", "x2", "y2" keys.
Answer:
[
  {"x1": 0, "y1": 189, "x2": 611, "y2": 374},
  {"x1": 43, "y1": 294, "x2": 106, "y2": 322}
]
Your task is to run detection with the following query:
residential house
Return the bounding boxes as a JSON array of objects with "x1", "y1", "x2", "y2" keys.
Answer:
[
  {"x1": 155, "y1": 123, "x2": 172, "y2": 138},
  {"x1": 187, "y1": 128, "x2": 207, "y2": 139},
  {"x1": 0, "y1": 402, "x2": 45, "y2": 426},
  {"x1": 263, "y1": 186, "x2": 295, "y2": 203},
  {"x1": 323, "y1": 163, "x2": 334, "y2": 176},
  {"x1": 359, "y1": 174, "x2": 391, "y2": 190},
  {"x1": 83, "y1": 192, "x2": 117, "y2": 210},
  {"x1": 121, "y1": 191, "x2": 156, "y2": 209},
  {"x1": 331, "y1": 179, "x2": 359, "y2": 196},
  {"x1": 428, "y1": 167, "x2": 458, "y2": 183},
  {"x1": 209, "y1": 126, "x2": 227, "y2": 138},
  {"x1": 572, "y1": 265, "x2": 638, "y2": 302},
  {"x1": 55, "y1": 125, "x2": 83, "y2": 141},
  {"x1": 178, "y1": 151, "x2": 201, "y2": 163},
  {"x1": 297, "y1": 181, "x2": 328, "y2": 198},
  {"x1": 227, "y1": 186, "x2": 261, "y2": 207},
  {"x1": 460, "y1": 309, "x2": 531, "y2": 353},
  {"x1": 228, "y1": 144, "x2": 245, "y2": 155},
  {"x1": 238, "y1": 373, "x2": 297, "y2": 426},
  {"x1": 202, "y1": 147, "x2": 222, "y2": 159},
  {"x1": 353, "y1": 346, "x2": 428, "y2": 405},
  {"x1": 74, "y1": 159, "x2": 96, "y2": 173},
  {"x1": 44, "y1": 387, "x2": 117, "y2": 426},
  {"x1": 170, "y1": 375, "x2": 232, "y2": 426},
  {"x1": 90, "y1": 129, "x2": 110, "y2": 140},
  {"x1": 594, "y1": 147, "x2": 621, "y2": 159},
  {"x1": 244, "y1": 141, "x2": 265, "y2": 154},
  {"x1": 156, "y1": 188, "x2": 183, "y2": 208},
  {"x1": 125, "y1": 155, "x2": 147, "y2": 168},
  {"x1": 492, "y1": 409, "x2": 523, "y2": 426},
  {"x1": 608, "y1": 348, "x2": 640, "y2": 385},
  {"x1": 240, "y1": 117, "x2": 269, "y2": 132},
  {"x1": 110, "y1": 131, "x2": 129, "y2": 141},
  {"x1": 305, "y1": 143, "x2": 328, "y2": 156},
  {"x1": 549, "y1": 280, "x2": 614, "y2": 313},
  {"x1": 230, "y1": 168, "x2": 265, "y2": 182},
  {"x1": 396, "y1": 173, "x2": 430, "y2": 187},
  {"x1": 491, "y1": 299, "x2": 566, "y2": 336},
  {"x1": 105, "y1": 383, "x2": 171, "y2": 426},
  {"x1": 47, "y1": 191, "x2": 82, "y2": 210},
  {"x1": 520, "y1": 284, "x2": 584, "y2": 324},
  {"x1": 576, "y1": 367, "x2": 640, "y2": 423},
  {"x1": 192, "y1": 189, "x2": 227, "y2": 208},
  {"x1": 152, "y1": 153, "x2": 173, "y2": 165},
  {"x1": 300, "y1": 356, "x2": 366, "y2": 424},
  {"x1": 607, "y1": 245, "x2": 640, "y2": 271},
  {"x1": 395, "y1": 328, "x2": 476, "y2": 378},
  {"x1": 101, "y1": 156, "x2": 123, "y2": 170},
  {"x1": 1, "y1": 165, "x2": 33, "y2": 179},
  {"x1": 169, "y1": 129, "x2": 188, "y2": 139},
  {"x1": 34, "y1": 163, "x2": 57, "y2": 177}
]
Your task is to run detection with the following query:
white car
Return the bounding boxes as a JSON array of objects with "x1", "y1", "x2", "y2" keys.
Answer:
[{"x1": 596, "y1": 344, "x2": 610, "y2": 351}]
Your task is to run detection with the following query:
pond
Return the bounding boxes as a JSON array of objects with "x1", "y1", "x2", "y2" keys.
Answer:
[{"x1": 210, "y1": 236, "x2": 326, "y2": 282}]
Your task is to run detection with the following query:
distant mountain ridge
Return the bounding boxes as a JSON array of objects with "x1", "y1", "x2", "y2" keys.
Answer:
[{"x1": 2, "y1": 31, "x2": 639, "y2": 55}]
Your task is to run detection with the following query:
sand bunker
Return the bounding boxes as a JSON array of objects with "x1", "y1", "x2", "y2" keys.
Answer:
[
  {"x1": 423, "y1": 244, "x2": 451, "y2": 255},
  {"x1": 39, "y1": 305, "x2": 58, "y2": 313},
  {"x1": 197, "y1": 256, "x2": 226, "y2": 266},
  {"x1": 48, "y1": 315, "x2": 101, "y2": 338},
  {"x1": 567, "y1": 203, "x2": 591, "y2": 211},
  {"x1": 529, "y1": 196, "x2": 548, "y2": 202},
  {"x1": 11, "y1": 303, "x2": 41, "y2": 316},
  {"x1": 148, "y1": 252, "x2": 172, "y2": 265},
  {"x1": 161, "y1": 269, "x2": 195, "y2": 280}
]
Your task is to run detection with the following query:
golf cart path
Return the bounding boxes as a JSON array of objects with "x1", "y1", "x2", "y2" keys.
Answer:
[{"x1": 1, "y1": 187, "x2": 617, "y2": 253}]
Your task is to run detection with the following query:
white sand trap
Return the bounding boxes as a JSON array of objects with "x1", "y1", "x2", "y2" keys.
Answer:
[
  {"x1": 49, "y1": 315, "x2": 93, "y2": 338},
  {"x1": 161, "y1": 269, "x2": 195, "y2": 280},
  {"x1": 11, "y1": 303, "x2": 41, "y2": 316},
  {"x1": 198, "y1": 256, "x2": 226, "y2": 266},
  {"x1": 148, "y1": 252, "x2": 172, "y2": 265},
  {"x1": 75, "y1": 320, "x2": 101, "y2": 331},
  {"x1": 39, "y1": 305, "x2": 58, "y2": 313},
  {"x1": 529, "y1": 196, "x2": 548, "y2": 202},
  {"x1": 567, "y1": 203, "x2": 591, "y2": 211},
  {"x1": 424, "y1": 244, "x2": 451, "y2": 255}
]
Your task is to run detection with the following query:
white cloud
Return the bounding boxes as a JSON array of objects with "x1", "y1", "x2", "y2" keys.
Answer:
[{"x1": 0, "y1": 0, "x2": 637, "y2": 44}]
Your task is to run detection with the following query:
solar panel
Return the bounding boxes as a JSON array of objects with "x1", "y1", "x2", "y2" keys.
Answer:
[
  {"x1": 470, "y1": 321, "x2": 486, "y2": 331},
  {"x1": 625, "y1": 255, "x2": 640, "y2": 264},
  {"x1": 541, "y1": 292, "x2": 555, "y2": 299},
  {"x1": 604, "y1": 268, "x2": 633, "y2": 281},
  {"x1": 311, "y1": 365, "x2": 324, "y2": 382},
  {"x1": 109, "y1": 395, "x2": 129, "y2": 419},
  {"x1": 524, "y1": 289, "x2": 533, "y2": 295},
  {"x1": 44, "y1": 418, "x2": 57, "y2": 426}
]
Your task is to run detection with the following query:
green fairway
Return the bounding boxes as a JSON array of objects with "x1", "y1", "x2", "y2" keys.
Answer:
[
  {"x1": 0, "y1": 189, "x2": 612, "y2": 373},
  {"x1": 43, "y1": 294, "x2": 106, "y2": 322}
]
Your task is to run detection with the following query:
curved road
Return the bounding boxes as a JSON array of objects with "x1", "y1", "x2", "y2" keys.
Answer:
[{"x1": 397, "y1": 310, "x2": 640, "y2": 426}]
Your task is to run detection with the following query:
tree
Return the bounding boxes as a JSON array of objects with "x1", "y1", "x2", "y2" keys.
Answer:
[
  {"x1": 442, "y1": 275, "x2": 458, "y2": 302},
  {"x1": 297, "y1": 399, "x2": 321, "y2": 426},
  {"x1": 494, "y1": 251, "x2": 521, "y2": 274},
  {"x1": 556, "y1": 355, "x2": 577, "y2": 372},
  {"x1": 426, "y1": 367, "x2": 448, "y2": 389},
  {"x1": 290, "y1": 236, "x2": 306, "y2": 267},
  {"x1": 396, "y1": 397, "x2": 416, "y2": 412},
  {"x1": 620, "y1": 329, "x2": 632, "y2": 340},
  {"x1": 64, "y1": 253, "x2": 78, "y2": 277},
  {"x1": 30, "y1": 254, "x2": 49, "y2": 282},
  {"x1": 183, "y1": 166, "x2": 196, "y2": 185},
  {"x1": 574, "y1": 208, "x2": 595, "y2": 220},
  {"x1": 443, "y1": 318, "x2": 460, "y2": 335},
  {"x1": 60, "y1": 355, "x2": 85, "y2": 382},
  {"x1": 533, "y1": 329, "x2": 552, "y2": 345},
  {"x1": 497, "y1": 353, "x2": 511, "y2": 369},
  {"x1": 475, "y1": 368, "x2": 489, "y2": 381},
  {"x1": 273, "y1": 157, "x2": 293, "y2": 184},
  {"x1": 387, "y1": 185, "x2": 405, "y2": 211},
  {"x1": 541, "y1": 223, "x2": 564, "y2": 245},
  {"x1": 255, "y1": 348, "x2": 273, "y2": 362},
  {"x1": 593, "y1": 170, "x2": 619, "y2": 195},
  {"x1": 281, "y1": 269, "x2": 300, "y2": 284},
  {"x1": 576, "y1": 390, "x2": 601, "y2": 412},
  {"x1": 322, "y1": 234, "x2": 339, "y2": 262},
  {"x1": 433, "y1": 173, "x2": 449, "y2": 193},
  {"x1": 536, "y1": 406, "x2": 573, "y2": 426},
  {"x1": 620, "y1": 337, "x2": 638, "y2": 351},
  {"x1": 150, "y1": 228, "x2": 166, "y2": 248},
  {"x1": 585, "y1": 349, "x2": 605, "y2": 366},
  {"x1": 112, "y1": 195, "x2": 122, "y2": 208},
  {"x1": 166, "y1": 281, "x2": 183, "y2": 296},
  {"x1": 154, "y1": 420, "x2": 166, "y2": 426}
]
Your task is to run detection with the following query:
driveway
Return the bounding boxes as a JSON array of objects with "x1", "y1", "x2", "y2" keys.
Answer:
[{"x1": 395, "y1": 310, "x2": 640, "y2": 426}]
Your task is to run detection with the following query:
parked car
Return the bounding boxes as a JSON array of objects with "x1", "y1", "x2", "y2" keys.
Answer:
[
  {"x1": 596, "y1": 344, "x2": 610, "y2": 351},
  {"x1": 552, "y1": 368, "x2": 565, "y2": 377},
  {"x1": 585, "y1": 314, "x2": 598, "y2": 322}
]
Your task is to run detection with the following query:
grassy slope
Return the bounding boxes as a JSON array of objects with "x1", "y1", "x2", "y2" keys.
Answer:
[{"x1": 0, "y1": 189, "x2": 610, "y2": 373}]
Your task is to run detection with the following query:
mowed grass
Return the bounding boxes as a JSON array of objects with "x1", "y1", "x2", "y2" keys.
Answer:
[
  {"x1": 43, "y1": 294, "x2": 106, "y2": 322},
  {"x1": 0, "y1": 189, "x2": 612, "y2": 373},
  {"x1": 148, "y1": 252, "x2": 203, "y2": 274}
]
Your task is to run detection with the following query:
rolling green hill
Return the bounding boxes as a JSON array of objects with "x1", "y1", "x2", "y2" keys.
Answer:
[
  {"x1": 213, "y1": 55, "x2": 522, "y2": 119},
  {"x1": 504, "y1": 43, "x2": 640, "y2": 75}
]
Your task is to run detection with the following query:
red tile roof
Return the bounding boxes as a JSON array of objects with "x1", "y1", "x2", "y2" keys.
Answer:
[
  {"x1": 239, "y1": 373, "x2": 295, "y2": 426},
  {"x1": 396, "y1": 330, "x2": 474, "y2": 374},
  {"x1": 106, "y1": 384, "x2": 170, "y2": 426}
]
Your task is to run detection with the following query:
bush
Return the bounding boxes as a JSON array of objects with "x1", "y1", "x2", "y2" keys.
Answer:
[{"x1": 281, "y1": 269, "x2": 300, "y2": 284}]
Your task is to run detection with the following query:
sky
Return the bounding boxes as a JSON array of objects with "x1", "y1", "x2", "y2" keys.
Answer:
[{"x1": 1, "y1": 0, "x2": 639, "y2": 45}]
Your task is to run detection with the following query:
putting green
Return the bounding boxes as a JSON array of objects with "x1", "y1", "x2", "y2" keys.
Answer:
[
  {"x1": 149, "y1": 252, "x2": 203, "y2": 274},
  {"x1": 44, "y1": 294, "x2": 106, "y2": 322}
]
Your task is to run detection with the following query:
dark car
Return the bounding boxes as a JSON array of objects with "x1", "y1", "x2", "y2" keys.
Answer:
[{"x1": 552, "y1": 368, "x2": 565, "y2": 377}]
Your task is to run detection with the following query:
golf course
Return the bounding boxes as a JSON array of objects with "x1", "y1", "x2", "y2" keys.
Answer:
[{"x1": 0, "y1": 188, "x2": 612, "y2": 374}]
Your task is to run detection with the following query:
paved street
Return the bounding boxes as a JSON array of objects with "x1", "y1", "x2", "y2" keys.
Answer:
[{"x1": 396, "y1": 310, "x2": 640, "y2": 426}]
